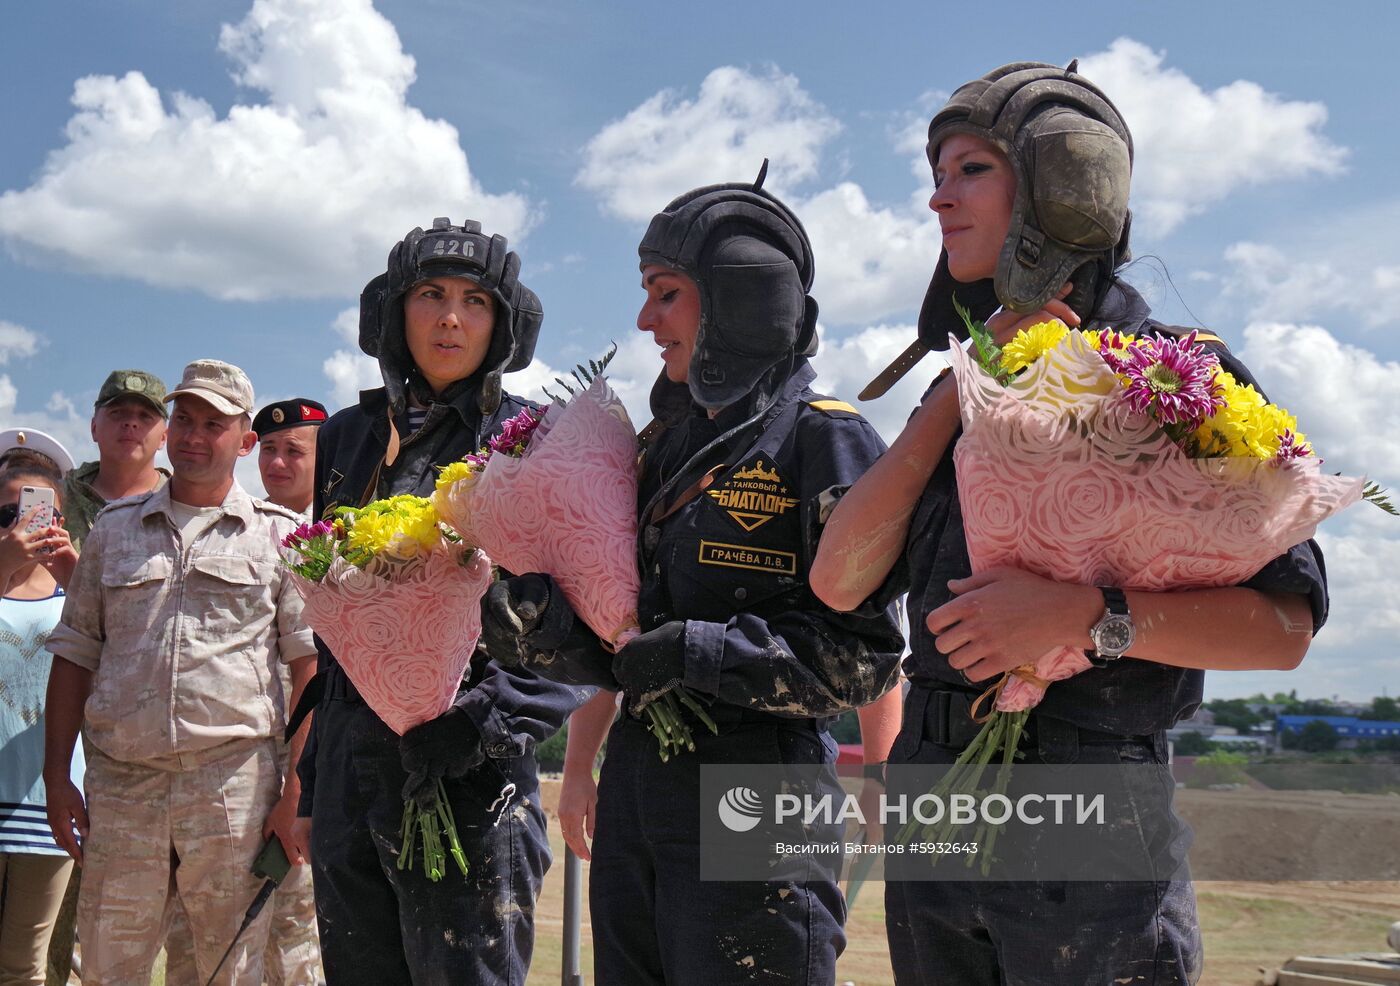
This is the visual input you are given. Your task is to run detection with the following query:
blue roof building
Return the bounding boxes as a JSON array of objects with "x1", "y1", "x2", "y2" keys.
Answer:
[{"x1": 1276, "y1": 715, "x2": 1400, "y2": 739}]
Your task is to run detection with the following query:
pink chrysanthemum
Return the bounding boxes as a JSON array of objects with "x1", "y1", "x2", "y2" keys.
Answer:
[
  {"x1": 1096, "y1": 329, "x2": 1136, "y2": 372},
  {"x1": 1120, "y1": 331, "x2": 1225, "y2": 428},
  {"x1": 282, "y1": 519, "x2": 334, "y2": 548},
  {"x1": 1272, "y1": 429, "x2": 1314, "y2": 463},
  {"x1": 488, "y1": 406, "x2": 545, "y2": 456}
]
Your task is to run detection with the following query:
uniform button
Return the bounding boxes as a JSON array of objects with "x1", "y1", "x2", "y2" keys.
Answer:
[
  {"x1": 489, "y1": 744, "x2": 510, "y2": 756},
  {"x1": 734, "y1": 587, "x2": 748, "y2": 602}
]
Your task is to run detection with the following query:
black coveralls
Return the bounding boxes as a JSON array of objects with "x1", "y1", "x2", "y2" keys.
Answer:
[
  {"x1": 883, "y1": 281, "x2": 1330, "y2": 986},
  {"x1": 295, "y1": 381, "x2": 591, "y2": 986},
  {"x1": 543, "y1": 360, "x2": 904, "y2": 985}
]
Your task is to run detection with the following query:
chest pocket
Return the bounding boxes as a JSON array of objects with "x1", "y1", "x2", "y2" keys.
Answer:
[
  {"x1": 188, "y1": 554, "x2": 274, "y2": 633},
  {"x1": 664, "y1": 536, "x2": 803, "y2": 625},
  {"x1": 101, "y1": 553, "x2": 173, "y2": 590}
]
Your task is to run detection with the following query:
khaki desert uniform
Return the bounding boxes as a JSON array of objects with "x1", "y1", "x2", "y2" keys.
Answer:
[
  {"x1": 163, "y1": 505, "x2": 323, "y2": 986},
  {"x1": 46, "y1": 483, "x2": 314, "y2": 986}
]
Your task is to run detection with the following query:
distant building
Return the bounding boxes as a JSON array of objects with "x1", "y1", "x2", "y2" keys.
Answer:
[{"x1": 1274, "y1": 714, "x2": 1400, "y2": 751}]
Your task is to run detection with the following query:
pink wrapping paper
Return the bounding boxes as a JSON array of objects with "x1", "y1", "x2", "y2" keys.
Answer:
[
  {"x1": 289, "y1": 544, "x2": 493, "y2": 735},
  {"x1": 435, "y1": 376, "x2": 641, "y2": 650},
  {"x1": 945, "y1": 332, "x2": 1364, "y2": 712}
]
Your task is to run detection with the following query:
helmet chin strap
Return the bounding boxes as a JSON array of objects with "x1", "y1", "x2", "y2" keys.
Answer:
[{"x1": 638, "y1": 350, "x2": 797, "y2": 548}]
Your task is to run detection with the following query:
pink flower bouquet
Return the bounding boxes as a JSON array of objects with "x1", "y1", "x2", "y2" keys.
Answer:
[
  {"x1": 281, "y1": 499, "x2": 493, "y2": 880},
  {"x1": 899, "y1": 312, "x2": 1386, "y2": 866},
  {"x1": 434, "y1": 377, "x2": 641, "y2": 651}
]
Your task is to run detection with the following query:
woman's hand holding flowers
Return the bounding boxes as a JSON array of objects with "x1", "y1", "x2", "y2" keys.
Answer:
[
  {"x1": 612, "y1": 622, "x2": 688, "y2": 713},
  {"x1": 400, "y1": 707, "x2": 485, "y2": 809},
  {"x1": 926, "y1": 567, "x2": 1100, "y2": 683}
]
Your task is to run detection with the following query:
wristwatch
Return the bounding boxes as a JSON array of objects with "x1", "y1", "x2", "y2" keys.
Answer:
[{"x1": 1087, "y1": 586, "x2": 1135, "y2": 666}]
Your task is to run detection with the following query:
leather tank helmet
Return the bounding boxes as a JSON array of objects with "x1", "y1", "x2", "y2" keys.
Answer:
[
  {"x1": 638, "y1": 162, "x2": 819, "y2": 413},
  {"x1": 359, "y1": 218, "x2": 543, "y2": 416},
  {"x1": 926, "y1": 59, "x2": 1134, "y2": 344},
  {"x1": 864, "y1": 60, "x2": 1133, "y2": 398}
]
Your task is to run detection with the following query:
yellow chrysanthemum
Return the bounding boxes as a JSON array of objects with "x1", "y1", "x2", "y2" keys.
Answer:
[
  {"x1": 435, "y1": 460, "x2": 475, "y2": 493},
  {"x1": 1081, "y1": 328, "x2": 1137, "y2": 358},
  {"x1": 1189, "y1": 370, "x2": 1306, "y2": 459},
  {"x1": 1240, "y1": 403, "x2": 1303, "y2": 460},
  {"x1": 998, "y1": 320, "x2": 1069, "y2": 374},
  {"x1": 345, "y1": 495, "x2": 442, "y2": 561}
]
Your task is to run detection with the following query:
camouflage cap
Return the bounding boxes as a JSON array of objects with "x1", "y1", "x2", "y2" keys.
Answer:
[
  {"x1": 95, "y1": 369, "x2": 168, "y2": 417},
  {"x1": 165, "y1": 359, "x2": 256, "y2": 417}
]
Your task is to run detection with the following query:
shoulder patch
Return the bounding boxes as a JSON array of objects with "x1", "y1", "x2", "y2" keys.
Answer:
[{"x1": 807, "y1": 399, "x2": 861, "y2": 417}]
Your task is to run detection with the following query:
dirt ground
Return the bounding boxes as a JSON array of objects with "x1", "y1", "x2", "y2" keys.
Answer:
[{"x1": 528, "y1": 778, "x2": 1400, "y2": 986}]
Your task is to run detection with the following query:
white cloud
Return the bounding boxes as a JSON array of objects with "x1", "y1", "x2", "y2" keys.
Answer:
[
  {"x1": 1238, "y1": 321, "x2": 1400, "y2": 479},
  {"x1": 0, "y1": 0, "x2": 533, "y2": 301},
  {"x1": 1219, "y1": 201, "x2": 1400, "y2": 329},
  {"x1": 801, "y1": 184, "x2": 939, "y2": 326},
  {"x1": 0, "y1": 321, "x2": 41, "y2": 364},
  {"x1": 0, "y1": 383, "x2": 96, "y2": 470},
  {"x1": 576, "y1": 66, "x2": 841, "y2": 223},
  {"x1": 1078, "y1": 38, "x2": 1347, "y2": 235},
  {"x1": 321, "y1": 307, "x2": 379, "y2": 410}
]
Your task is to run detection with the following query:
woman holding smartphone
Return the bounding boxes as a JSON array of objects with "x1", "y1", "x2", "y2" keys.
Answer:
[{"x1": 0, "y1": 434, "x2": 82, "y2": 984}]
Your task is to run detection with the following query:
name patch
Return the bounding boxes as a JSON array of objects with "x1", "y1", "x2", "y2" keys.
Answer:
[
  {"x1": 698, "y1": 540, "x2": 797, "y2": 575},
  {"x1": 706, "y1": 457, "x2": 798, "y2": 533}
]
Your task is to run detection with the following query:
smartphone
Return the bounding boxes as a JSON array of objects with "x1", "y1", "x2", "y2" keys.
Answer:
[{"x1": 18, "y1": 486, "x2": 56, "y2": 534}]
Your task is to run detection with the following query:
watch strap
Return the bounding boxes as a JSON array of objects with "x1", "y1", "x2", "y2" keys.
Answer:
[{"x1": 1099, "y1": 585, "x2": 1128, "y2": 616}]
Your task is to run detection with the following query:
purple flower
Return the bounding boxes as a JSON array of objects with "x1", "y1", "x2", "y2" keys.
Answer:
[
  {"x1": 1120, "y1": 331, "x2": 1225, "y2": 429},
  {"x1": 1096, "y1": 329, "x2": 1136, "y2": 372},
  {"x1": 1273, "y1": 429, "x2": 1314, "y2": 463},
  {"x1": 487, "y1": 406, "x2": 545, "y2": 456},
  {"x1": 282, "y1": 519, "x2": 336, "y2": 549}
]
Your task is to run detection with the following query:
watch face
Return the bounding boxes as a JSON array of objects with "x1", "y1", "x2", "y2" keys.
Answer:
[{"x1": 1095, "y1": 615, "x2": 1135, "y2": 654}]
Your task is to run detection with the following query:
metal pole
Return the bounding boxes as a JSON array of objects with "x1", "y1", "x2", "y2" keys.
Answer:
[{"x1": 561, "y1": 845, "x2": 585, "y2": 985}]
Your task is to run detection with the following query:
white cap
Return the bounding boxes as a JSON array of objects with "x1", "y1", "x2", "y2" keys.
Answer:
[{"x1": 0, "y1": 428, "x2": 76, "y2": 473}]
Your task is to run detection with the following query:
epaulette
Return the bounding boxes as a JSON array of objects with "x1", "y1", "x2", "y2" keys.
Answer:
[
  {"x1": 1151, "y1": 323, "x2": 1228, "y2": 349},
  {"x1": 251, "y1": 498, "x2": 304, "y2": 522},
  {"x1": 806, "y1": 398, "x2": 863, "y2": 419}
]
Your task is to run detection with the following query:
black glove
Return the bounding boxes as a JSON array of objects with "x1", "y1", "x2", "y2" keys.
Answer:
[
  {"x1": 612, "y1": 621, "x2": 688, "y2": 712},
  {"x1": 400, "y1": 707, "x2": 484, "y2": 810},
  {"x1": 481, "y1": 573, "x2": 568, "y2": 667}
]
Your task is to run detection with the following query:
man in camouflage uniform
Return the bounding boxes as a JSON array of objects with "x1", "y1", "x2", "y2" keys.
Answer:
[
  {"x1": 62, "y1": 368, "x2": 170, "y2": 550},
  {"x1": 164, "y1": 396, "x2": 329, "y2": 986},
  {"x1": 43, "y1": 360, "x2": 314, "y2": 986}
]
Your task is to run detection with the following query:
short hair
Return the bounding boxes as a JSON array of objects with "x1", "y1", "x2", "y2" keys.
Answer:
[{"x1": 0, "y1": 448, "x2": 65, "y2": 495}]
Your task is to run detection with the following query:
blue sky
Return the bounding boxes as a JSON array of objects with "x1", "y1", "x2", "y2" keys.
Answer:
[{"x1": 2, "y1": 0, "x2": 1397, "y2": 702}]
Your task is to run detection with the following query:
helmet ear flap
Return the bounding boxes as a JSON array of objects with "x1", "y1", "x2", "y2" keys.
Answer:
[
  {"x1": 796, "y1": 296, "x2": 819, "y2": 357},
  {"x1": 359, "y1": 273, "x2": 390, "y2": 357},
  {"x1": 506, "y1": 285, "x2": 543, "y2": 372}
]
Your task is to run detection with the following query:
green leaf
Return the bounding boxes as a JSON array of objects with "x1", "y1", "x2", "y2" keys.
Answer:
[
  {"x1": 954, "y1": 295, "x2": 1008, "y2": 385},
  {"x1": 1363, "y1": 481, "x2": 1400, "y2": 516}
]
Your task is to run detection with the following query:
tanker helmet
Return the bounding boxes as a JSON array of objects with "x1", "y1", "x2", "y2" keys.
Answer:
[
  {"x1": 638, "y1": 164, "x2": 818, "y2": 410},
  {"x1": 919, "y1": 60, "x2": 1134, "y2": 350},
  {"x1": 359, "y1": 218, "x2": 542, "y2": 414}
]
